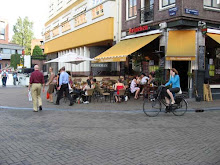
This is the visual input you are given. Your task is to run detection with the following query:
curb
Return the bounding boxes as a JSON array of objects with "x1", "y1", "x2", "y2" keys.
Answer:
[{"x1": 0, "y1": 106, "x2": 220, "y2": 114}]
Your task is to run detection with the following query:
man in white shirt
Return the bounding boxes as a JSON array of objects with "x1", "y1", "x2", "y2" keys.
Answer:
[
  {"x1": 140, "y1": 73, "x2": 149, "y2": 95},
  {"x1": 140, "y1": 73, "x2": 149, "y2": 85}
]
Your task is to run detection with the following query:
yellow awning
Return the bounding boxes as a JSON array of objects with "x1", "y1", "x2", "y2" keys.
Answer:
[
  {"x1": 94, "y1": 33, "x2": 160, "y2": 62},
  {"x1": 166, "y1": 30, "x2": 196, "y2": 61},
  {"x1": 207, "y1": 33, "x2": 220, "y2": 44}
]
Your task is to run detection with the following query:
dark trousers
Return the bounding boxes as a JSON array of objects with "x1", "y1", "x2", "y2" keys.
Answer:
[
  {"x1": 13, "y1": 78, "x2": 17, "y2": 85},
  {"x1": 2, "y1": 77, "x2": 7, "y2": 86},
  {"x1": 56, "y1": 84, "x2": 73, "y2": 104}
]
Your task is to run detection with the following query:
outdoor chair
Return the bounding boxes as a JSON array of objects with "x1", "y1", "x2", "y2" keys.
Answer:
[
  {"x1": 115, "y1": 89, "x2": 126, "y2": 102},
  {"x1": 82, "y1": 89, "x2": 94, "y2": 103},
  {"x1": 96, "y1": 88, "x2": 111, "y2": 102}
]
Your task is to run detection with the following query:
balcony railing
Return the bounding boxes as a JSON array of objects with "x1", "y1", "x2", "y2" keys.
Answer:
[{"x1": 140, "y1": 5, "x2": 154, "y2": 23}]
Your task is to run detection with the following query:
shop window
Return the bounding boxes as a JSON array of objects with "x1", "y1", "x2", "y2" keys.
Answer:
[
  {"x1": 127, "y1": 0, "x2": 137, "y2": 19},
  {"x1": 204, "y1": 0, "x2": 220, "y2": 9},
  {"x1": 11, "y1": 50, "x2": 16, "y2": 54},
  {"x1": 3, "y1": 49, "x2": 10, "y2": 54},
  {"x1": 17, "y1": 50, "x2": 22, "y2": 54},
  {"x1": 160, "y1": 0, "x2": 175, "y2": 10}
]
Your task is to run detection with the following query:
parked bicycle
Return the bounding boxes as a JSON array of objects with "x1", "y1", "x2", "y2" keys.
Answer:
[{"x1": 143, "y1": 85, "x2": 188, "y2": 117}]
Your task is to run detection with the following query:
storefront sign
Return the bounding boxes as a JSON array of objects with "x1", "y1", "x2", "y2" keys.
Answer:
[
  {"x1": 166, "y1": 56, "x2": 196, "y2": 61},
  {"x1": 169, "y1": 7, "x2": 178, "y2": 16},
  {"x1": 185, "y1": 8, "x2": 199, "y2": 16},
  {"x1": 129, "y1": 25, "x2": 149, "y2": 34},
  {"x1": 91, "y1": 63, "x2": 108, "y2": 68}
]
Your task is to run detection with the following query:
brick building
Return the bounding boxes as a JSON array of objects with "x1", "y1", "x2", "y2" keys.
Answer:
[{"x1": 0, "y1": 18, "x2": 23, "y2": 69}]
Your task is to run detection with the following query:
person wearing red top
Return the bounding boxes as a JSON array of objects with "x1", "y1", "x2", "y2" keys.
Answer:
[
  {"x1": 28, "y1": 65, "x2": 45, "y2": 112},
  {"x1": 114, "y1": 79, "x2": 125, "y2": 103}
]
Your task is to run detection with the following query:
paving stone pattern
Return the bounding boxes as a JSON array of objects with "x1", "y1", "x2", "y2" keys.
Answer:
[{"x1": 0, "y1": 108, "x2": 220, "y2": 165}]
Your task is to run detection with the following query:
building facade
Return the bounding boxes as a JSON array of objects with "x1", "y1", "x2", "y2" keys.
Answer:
[
  {"x1": 31, "y1": 39, "x2": 45, "y2": 55},
  {"x1": 95, "y1": 0, "x2": 220, "y2": 99},
  {"x1": 0, "y1": 19, "x2": 23, "y2": 69},
  {"x1": 44, "y1": 0, "x2": 121, "y2": 76}
]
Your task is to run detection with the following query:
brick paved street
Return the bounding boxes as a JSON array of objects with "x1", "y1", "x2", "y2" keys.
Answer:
[
  {"x1": 0, "y1": 87, "x2": 220, "y2": 165},
  {"x1": 0, "y1": 108, "x2": 220, "y2": 165}
]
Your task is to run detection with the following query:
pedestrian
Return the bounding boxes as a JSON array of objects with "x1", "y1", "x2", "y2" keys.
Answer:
[
  {"x1": 13, "y1": 70, "x2": 18, "y2": 86},
  {"x1": 46, "y1": 67, "x2": 55, "y2": 103},
  {"x1": 55, "y1": 66, "x2": 73, "y2": 106},
  {"x1": 1, "y1": 69, "x2": 8, "y2": 87},
  {"x1": 28, "y1": 65, "x2": 45, "y2": 112}
]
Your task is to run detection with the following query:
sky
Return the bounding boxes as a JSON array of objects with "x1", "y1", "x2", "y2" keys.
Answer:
[{"x1": 0, "y1": 0, "x2": 50, "y2": 41}]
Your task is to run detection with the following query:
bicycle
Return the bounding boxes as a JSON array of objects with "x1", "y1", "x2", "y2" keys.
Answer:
[{"x1": 143, "y1": 86, "x2": 188, "y2": 117}]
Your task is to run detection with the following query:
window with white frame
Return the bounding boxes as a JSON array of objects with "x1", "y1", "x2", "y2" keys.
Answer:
[
  {"x1": 128, "y1": 0, "x2": 137, "y2": 18},
  {"x1": 92, "y1": 0, "x2": 104, "y2": 6},
  {"x1": 204, "y1": 0, "x2": 220, "y2": 9},
  {"x1": 161, "y1": 0, "x2": 175, "y2": 8}
]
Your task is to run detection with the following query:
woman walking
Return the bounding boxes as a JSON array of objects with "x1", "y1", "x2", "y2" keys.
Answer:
[{"x1": 46, "y1": 67, "x2": 55, "y2": 102}]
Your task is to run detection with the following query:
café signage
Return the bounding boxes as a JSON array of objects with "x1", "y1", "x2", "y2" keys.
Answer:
[
  {"x1": 91, "y1": 63, "x2": 108, "y2": 68},
  {"x1": 129, "y1": 25, "x2": 149, "y2": 34}
]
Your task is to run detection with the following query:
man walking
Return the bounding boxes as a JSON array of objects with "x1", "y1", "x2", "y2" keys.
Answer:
[
  {"x1": 56, "y1": 66, "x2": 73, "y2": 106},
  {"x1": 28, "y1": 65, "x2": 45, "y2": 112}
]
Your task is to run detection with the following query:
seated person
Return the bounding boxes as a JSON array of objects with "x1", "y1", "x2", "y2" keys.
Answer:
[
  {"x1": 91, "y1": 78, "x2": 100, "y2": 93},
  {"x1": 147, "y1": 72, "x2": 155, "y2": 85},
  {"x1": 114, "y1": 79, "x2": 125, "y2": 103},
  {"x1": 130, "y1": 76, "x2": 140, "y2": 99},
  {"x1": 164, "y1": 68, "x2": 180, "y2": 105},
  {"x1": 140, "y1": 73, "x2": 149, "y2": 85},
  {"x1": 82, "y1": 79, "x2": 94, "y2": 104},
  {"x1": 120, "y1": 76, "x2": 129, "y2": 89},
  {"x1": 140, "y1": 73, "x2": 150, "y2": 95}
]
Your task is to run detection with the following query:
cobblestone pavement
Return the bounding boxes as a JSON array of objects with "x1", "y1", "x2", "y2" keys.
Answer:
[
  {"x1": 0, "y1": 86, "x2": 220, "y2": 165},
  {"x1": 0, "y1": 108, "x2": 220, "y2": 165}
]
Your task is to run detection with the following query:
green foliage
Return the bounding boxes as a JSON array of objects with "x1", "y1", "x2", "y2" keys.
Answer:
[
  {"x1": 10, "y1": 54, "x2": 21, "y2": 69},
  {"x1": 32, "y1": 45, "x2": 43, "y2": 55},
  {"x1": 12, "y1": 17, "x2": 34, "y2": 55},
  {"x1": 155, "y1": 67, "x2": 165, "y2": 85}
]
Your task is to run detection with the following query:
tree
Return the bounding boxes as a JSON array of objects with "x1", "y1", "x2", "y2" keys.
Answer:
[
  {"x1": 10, "y1": 54, "x2": 21, "y2": 69},
  {"x1": 32, "y1": 45, "x2": 43, "y2": 55},
  {"x1": 12, "y1": 17, "x2": 34, "y2": 55}
]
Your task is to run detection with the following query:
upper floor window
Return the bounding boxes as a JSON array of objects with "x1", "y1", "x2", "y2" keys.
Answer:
[
  {"x1": 92, "y1": 0, "x2": 104, "y2": 6},
  {"x1": 204, "y1": 0, "x2": 220, "y2": 9},
  {"x1": 0, "y1": 22, "x2": 5, "y2": 40},
  {"x1": 128, "y1": 0, "x2": 137, "y2": 18},
  {"x1": 162, "y1": 0, "x2": 175, "y2": 8}
]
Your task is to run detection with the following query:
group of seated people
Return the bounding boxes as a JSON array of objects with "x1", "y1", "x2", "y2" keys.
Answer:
[
  {"x1": 46, "y1": 66, "x2": 156, "y2": 104},
  {"x1": 130, "y1": 72, "x2": 155, "y2": 99}
]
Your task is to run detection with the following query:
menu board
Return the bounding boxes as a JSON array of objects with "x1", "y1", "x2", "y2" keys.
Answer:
[{"x1": 198, "y1": 46, "x2": 205, "y2": 70}]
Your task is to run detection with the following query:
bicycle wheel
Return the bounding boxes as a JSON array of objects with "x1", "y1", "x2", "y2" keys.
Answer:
[
  {"x1": 143, "y1": 99, "x2": 161, "y2": 117},
  {"x1": 172, "y1": 98, "x2": 187, "y2": 116}
]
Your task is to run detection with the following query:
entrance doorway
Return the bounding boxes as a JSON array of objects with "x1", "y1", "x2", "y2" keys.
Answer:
[{"x1": 172, "y1": 61, "x2": 189, "y2": 91}]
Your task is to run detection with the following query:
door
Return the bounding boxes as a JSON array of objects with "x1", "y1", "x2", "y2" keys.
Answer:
[{"x1": 172, "y1": 61, "x2": 189, "y2": 92}]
